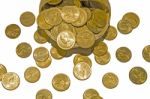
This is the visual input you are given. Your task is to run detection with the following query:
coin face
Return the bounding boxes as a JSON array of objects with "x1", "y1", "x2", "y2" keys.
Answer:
[
  {"x1": 0, "y1": 64, "x2": 7, "y2": 81},
  {"x1": 24, "y1": 67, "x2": 41, "y2": 83},
  {"x1": 33, "y1": 47, "x2": 49, "y2": 62},
  {"x1": 20, "y1": 11, "x2": 35, "y2": 27},
  {"x1": 102, "y1": 72, "x2": 119, "y2": 89},
  {"x1": 129, "y1": 67, "x2": 147, "y2": 85},
  {"x1": 36, "y1": 57, "x2": 52, "y2": 68},
  {"x1": 142, "y1": 45, "x2": 150, "y2": 62},
  {"x1": 95, "y1": 52, "x2": 111, "y2": 65},
  {"x1": 2, "y1": 72, "x2": 20, "y2": 90},
  {"x1": 36, "y1": 89, "x2": 52, "y2": 99},
  {"x1": 16, "y1": 42, "x2": 32, "y2": 58},
  {"x1": 105, "y1": 26, "x2": 117, "y2": 41},
  {"x1": 48, "y1": 0, "x2": 62, "y2": 5},
  {"x1": 116, "y1": 47, "x2": 132, "y2": 63},
  {"x1": 5, "y1": 24, "x2": 21, "y2": 39},
  {"x1": 34, "y1": 30, "x2": 47, "y2": 44},
  {"x1": 50, "y1": 47, "x2": 63, "y2": 59},
  {"x1": 83, "y1": 89, "x2": 100, "y2": 99},
  {"x1": 61, "y1": 6, "x2": 80, "y2": 23},
  {"x1": 83, "y1": 8, "x2": 92, "y2": 20},
  {"x1": 52, "y1": 73, "x2": 70, "y2": 91},
  {"x1": 73, "y1": 62, "x2": 91, "y2": 80},
  {"x1": 57, "y1": 31, "x2": 76, "y2": 50}
]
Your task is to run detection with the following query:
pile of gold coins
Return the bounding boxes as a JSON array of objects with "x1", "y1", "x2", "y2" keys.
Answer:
[{"x1": 0, "y1": 0, "x2": 149, "y2": 99}]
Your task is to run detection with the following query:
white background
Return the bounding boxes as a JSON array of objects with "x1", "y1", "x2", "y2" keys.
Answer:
[{"x1": 0, "y1": 0, "x2": 150, "y2": 99}]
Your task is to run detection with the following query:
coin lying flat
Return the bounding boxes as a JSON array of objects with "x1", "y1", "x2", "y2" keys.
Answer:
[
  {"x1": 52, "y1": 73, "x2": 70, "y2": 91},
  {"x1": 24, "y1": 67, "x2": 41, "y2": 83},
  {"x1": 83, "y1": 8, "x2": 92, "y2": 20},
  {"x1": 142, "y1": 45, "x2": 150, "y2": 62},
  {"x1": 16, "y1": 42, "x2": 32, "y2": 58},
  {"x1": 36, "y1": 57, "x2": 52, "y2": 68},
  {"x1": 105, "y1": 26, "x2": 117, "y2": 41},
  {"x1": 116, "y1": 47, "x2": 132, "y2": 63},
  {"x1": 73, "y1": 62, "x2": 91, "y2": 80},
  {"x1": 48, "y1": 0, "x2": 62, "y2": 5},
  {"x1": 5, "y1": 24, "x2": 21, "y2": 39},
  {"x1": 83, "y1": 89, "x2": 100, "y2": 99},
  {"x1": 2, "y1": 72, "x2": 20, "y2": 90},
  {"x1": 50, "y1": 47, "x2": 63, "y2": 59},
  {"x1": 34, "y1": 30, "x2": 47, "y2": 44},
  {"x1": 91, "y1": 96, "x2": 103, "y2": 99},
  {"x1": 36, "y1": 89, "x2": 52, "y2": 99},
  {"x1": 129, "y1": 67, "x2": 147, "y2": 85},
  {"x1": 57, "y1": 30, "x2": 76, "y2": 50},
  {"x1": 0, "y1": 64, "x2": 7, "y2": 81},
  {"x1": 20, "y1": 11, "x2": 35, "y2": 27},
  {"x1": 33, "y1": 47, "x2": 49, "y2": 62},
  {"x1": 102, "y1": 72, "x2": 119, "y2": 89}
]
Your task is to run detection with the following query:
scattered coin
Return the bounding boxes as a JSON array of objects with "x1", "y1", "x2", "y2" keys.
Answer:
[
  {"x1": 142, "y1": 45, "x2": 150, "y2": 62},
  {"x1": 50, "y1": 47, "x2": 63, "y2": 59},
  {"x1": 83, "y1": 89, "x2": 100, "y2": 99},
  {"x1": 34, "y1": 30, "x2": 47, "y2": 44},
  {"x1": 102, "y1": 72, "x2": 119, "y2": 89},
  {"x1": 116, "y1": 47, "x2": 132, "y2": 63},
  {"x1": 105, "y1": 26, "x2": 117, "y2": 41},
  {"x1": 24, "y1": 67, "x2": 41, "y2": 83},
  {"x1": 16, "y1": 42, "x2": 32, "y2": 58},
  {"x1": 0, "y1": 64, "x2": 7, "y2": 81},
  {"x1": 36, "y1": 57, "x2": 52, "y2": 68},
  {"x1": 5, "y1": 24, "x2": 21, "y2": 39},
  {"x1": 52, "y1": 73, "x2": 70, "y2": 91},
  {"x1": 20, "y1": 11, "x2": 35, "y2": 27},
  {"x1": 36, "y1": 89, "x2": 52, "y2": 99},
  {"x1": 129, "y1": 67, "x2": 147, "y2": 85},
  {"x1": 2, "y1": 72, "x2": 20, "y2": 90}
]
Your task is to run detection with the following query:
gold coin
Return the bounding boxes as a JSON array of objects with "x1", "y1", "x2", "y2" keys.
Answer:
[
  {"x1": 20, "y1": 11, "x2": 35, "y2": 27},
  {"x1": 50, "y1": 47, "x2": 63, "y2": 59},
  {"x1": 122, "y1": 12, "x2": 140, "y2": 29},
  {"x1": 76, "y1": 26, "x2": 95, "y2": 48},
  {"x1": 61, "y1": 6, "x2": 80, "y2": 23},
  {"x1": 116, "y1": 47, "x2": 132, "y2": 63},
  {"x1": 83, "y1": 8, "x2": 92, "y2": 20},
  {"x1": 34, "y1": 30, "x2": 47, "y2": 44},
  {"x1": 73, "y1": 62, "x2": 91, "y2": 80},
  {"x1": 102, "y1": 72, "x2": 119, "y2": 89},
  {"x1": 5, "y1": 24, "x2": 21, "y2": 39},
  {"x1": 24, "y1": 67, "x2": 41, "y2": 83},
  {"x1": 36, "y1": 57, "x2": 52, "y2": 68},
  {"x1": 16, "y1": 42, "x2": 32, "y2": 58},
  {"x1": 73, "y1": 54, "x2": 92, "y2": 67},
  {"x1": 48, "y1": 0, "x2": 62, "y2": 5},
  {"x1": 91, "y1": 96, "x2": 103, "y2": 99},
  {"x1": 105, "y1": 26, "x2": 117, "y2": 41},
  {"x1": 72, "y1": 8, "x2": 88, "y2": 27},
  {"x1": 2, "y1": 72, "x2": 20, "y2": 90},
  {"x1": 83, "y1": 89, "x2": 100, "y2": 99},
  {"x1": 93, "y1": 41, "x2": 108, "y2": 56},
  {"x1": 33, "y1": 47, "x2": 49, "y2": 62},
  {"x1": 0, "y1": 64, "x2": 7, "y2": 81},
  {"x1": 57, "y1": 30, "x2": 76, "y2": 50},
  {"x1": 36, "y1": 89, "x2": 52, "y2": 99},
  {"x1": 52, "y1": 73, "x2": 70, "y2": 91},
  {"x1": 117, "y1": 20, "x2": 133, "y2": 34},
  {"x1": 44, "y1": 8, "x2": 62, "y2": 26},
  {"x1": 129, "y1": 67, "x2": 147, "y2": 85},
  {"x1": 142, "y1": 45, "x2": 150, "y2": 62},
  {"x1": 95, "y1": 52, "x2": 111, "y2": 65},
  {"x1": 74, "y1": 0, "x2": 82, "y2": 7}
]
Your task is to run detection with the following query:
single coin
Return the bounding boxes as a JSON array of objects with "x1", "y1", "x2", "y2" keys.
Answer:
[
  {"x1": 102, "y1": 72, "x2": 119, "y2": 89},
  {"x1": 129, "y1": 67, "x2": 147, "y2": 85},
  {"x1": 117, "y1": 20, "x2": 133, "y2": 34},
  {"x1": 36, "y1": 57, "x2": 52, "y2": 68},
  {"x1": 34, "y1": 30, "x2": 47, "y2": 44},
  {"x1": 142, "y1": 45, "x2": 150, "y2": 62},
  {"x1": 20, "y1": 11, "x2": 35, "y2": 27},
  {"x1": 122, "y1": 12, "x2": 140, "y2": 29},
  {"x1": 61, "y1": 6, "x2": 80, "y2": 23},
  {"x1": 83, "y1": 89, "x2": 100, "y2": 99},
  {"x1": 83, "y1": 8, "x2": 92, "y2": 20},
  {"x1": 95, "y1": 52, "x2": 111, "y2": 65},
  {"x1": 93, "y1": 41, "x2": 108, "y2": 56},
  {"x1": 116, "y1": 47, "x2": 132, "y2": 63},
  {"x1": 74, "y1": 0, "x2": 82, "y2": 7},
  {"x1": 50, "y1": 47, "x2": 63, "y2": 59},
  {"x1": 57, "y1": 30, "x2": 76, "y2": 50},
  {"x1": 2, "y1": 72, "x2": 20, "y2": 90},
  {"x1": 5, "y1": 24, "x2": 21, "y2": 39},
  {"x1": 52, "y1": 73, "x2": 70, "y2": 91},
  {"x1": 36, "y1": 89, "x2": 52, "y2": 99},
  {"x1": 48, "y1": 0, "x2": 62, "y2": 5},
  {"x1": 33, "y1": 47, "x2": 49, "y2": 62},
  {"x1": 72, "y1": 8, "x2": 88, "y2": 27},
  {"x1": 16, "y1": 42, "x2": 32, "y2": 58},
  {"x1": 24, "y1": 67, "x2": 41, "y2": 83},
  {"x1": 105, "y1": 26, "x2": 117, "y2": 41},
  {"x1": 73, "y1": 54, "x2": 92, "y2": 67},
  {"x1": 0, "y1": 64, "x2": 7, "y2": 81},
  {"x1": 73, "y1": 62, "x2": 91, "y2": 80},
  {"x1": 91, "y1": 96, "x2": 103, "y2": 99}
]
